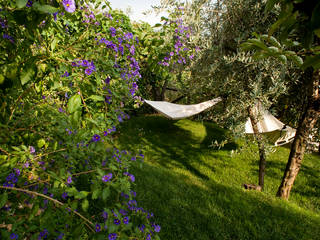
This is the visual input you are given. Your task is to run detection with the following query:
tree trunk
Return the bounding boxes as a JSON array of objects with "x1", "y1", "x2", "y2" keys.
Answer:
[
  {"x1": 152, "y1": 79, "x2": 168, "y2": 101},
  {"x1": 248, "y1": 105, "x2": 267, "y2": 190},
  {"x1": 277, "y1": 70, "x2": 320, "y2": 200}
]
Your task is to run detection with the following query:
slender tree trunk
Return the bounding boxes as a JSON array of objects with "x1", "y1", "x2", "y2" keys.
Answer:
[
  {"x1": 248, "y1": 105, "x2": 267, "y2": 190},
  {"x1": 277, "y1": 70, "x2": 320, "y2": 200}
]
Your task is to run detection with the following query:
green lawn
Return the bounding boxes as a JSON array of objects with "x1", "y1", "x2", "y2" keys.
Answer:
[{"x1": 116, "y1": 115, "x2": 320, "y2": 240}]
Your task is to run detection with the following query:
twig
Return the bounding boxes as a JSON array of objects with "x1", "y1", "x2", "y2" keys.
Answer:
[
  {"x1": 33, "y1": 148, "x2": 67, "y2": 161},
  {"x1": 0, "y1": 186, "x2": 95, "y2": 232},
  {"x1": 8, "y1": 85, "x2": 34, "y2": 122},
  {"x1": 0, "y1": 147, "x2": 9, "y2": 155},
  {"x1": 22, "y1": 180, "x2": 50, "y2": 189},
  {"x1": 72, "y1": 167, "x2": 110, "y2": 177},
  {"x1": 78, "y1": 88, "x2": 92, "y2": 118}
]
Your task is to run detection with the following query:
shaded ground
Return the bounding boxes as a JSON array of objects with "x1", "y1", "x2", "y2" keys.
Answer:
[{"x1": 116, "y1": 115, "x2": 320, "y2": 240}]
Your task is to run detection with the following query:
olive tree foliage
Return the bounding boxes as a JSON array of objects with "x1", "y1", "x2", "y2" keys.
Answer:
[
  {"x1": 158, "y1": 0, "x2": 296, "y2": 190},
  {"x1": 243, "y1": 0, "x2": 320, "y2": 199}
]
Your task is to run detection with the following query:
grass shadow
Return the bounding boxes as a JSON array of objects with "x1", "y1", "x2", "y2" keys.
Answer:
[
  {"x1": 117, "y1": 115, "x2": 237, "y2": 181},
  {"x1": 131, "y1": 162, "x2": 320, "y2": 240}
]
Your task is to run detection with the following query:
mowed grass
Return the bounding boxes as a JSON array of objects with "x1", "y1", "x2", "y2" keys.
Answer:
[{"x1": 115, "y1": 115, "x2": 320, "y2": 240}]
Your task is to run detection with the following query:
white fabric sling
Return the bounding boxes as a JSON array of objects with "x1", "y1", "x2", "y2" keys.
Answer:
[
  {"x1": 245, "y1": 103, "x2": 296, "y2": 146},
  {"x1": 144, "y1": 97, "x2": 222, "y2": 120}
]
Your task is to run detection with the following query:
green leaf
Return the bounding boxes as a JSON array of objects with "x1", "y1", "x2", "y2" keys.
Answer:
[
  {"x1": 102, "y1": 188, "x2": 110, "y2": 201},
  {"x1": 267, "y1": 46, "x2": 280, "y2": 53},
  {"x1": 311, "y1": 2, "x2": 320, "y2": 31},
  {"x1": 92, "y1": 189, "x2": 100, "y2": 200},
  {"x1": 265, "y1": 0, "x2": 280, "y2": 12},
  {"x1": 33, "y1": 2, "x2": 58, "y2": 13},
  {"x1": 87, "y1": 95, "x2": 105, "y2": 102},
  {"x1": 247, "y1": 39, "x2": 268, "y2": 51},
  {"x1": 277, "y1": 55, "x2": 287, "y2": 64},
  {"x1": 20, "y1": 66, "x2": 35, "y2": 85},
  {"x1": 67, "y1": 95, "x2": 82, "y2": 113},
  {"x1": 16, "y1": 0, "x2": 28, "y2": 8},
  {"x1": 0, "y1": 192, "x2": 8, "y2": 208},
  {"x1": 286, "y1": 54, "x2": 303, "y2": 67},
  {"x1": 301, "y1": 55, "x2": 320, "y2": 70},
  {"x1": 37, "y1": 138, "x2": 46, "y2": 148},
  {"x1": 51, "y1": 38, "x2": 58, "y2": 51},
  {"x1": 82, "y1": 199, "x2": 89, "y2": 211}
]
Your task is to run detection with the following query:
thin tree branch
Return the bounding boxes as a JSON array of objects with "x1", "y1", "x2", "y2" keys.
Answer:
[{"x1": 0, "y1": 186, "x2": 95, "y2": 232}]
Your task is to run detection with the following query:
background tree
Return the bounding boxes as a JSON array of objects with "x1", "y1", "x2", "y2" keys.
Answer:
[{"x1": 243, "y1": 0, "x2": 320, "y2": 200}]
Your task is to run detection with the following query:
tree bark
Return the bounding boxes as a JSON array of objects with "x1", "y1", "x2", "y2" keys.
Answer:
[
  {"x1": 277, "y1": 70, "x2": 320, "y2": 200},
  {"x1": 248, "y1": 105, "x2": 267, "y2": 190}
]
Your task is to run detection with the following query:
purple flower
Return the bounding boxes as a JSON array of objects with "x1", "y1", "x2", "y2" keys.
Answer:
[
  {"x1": 102, "y1": 173, "x2": 112, "y2": 182},
  {"x1": 81, "y1": 60, "x2": 89, "y2": 66},
  {"x1": 15, "y1": 168, "x2": 21, "y2": 176},
  {"x1": 10, "y1": 233, "x2": 18, "y2": 239},
  {"x1": 109, "y1": 27, "x2": 116, "y2": 37},
  {"x1": 92, "y1": 134, "x2": 100, "y2": 142},
  {"x1": 71, "y1": 61, "x2": 77, "y2": 67},
  {"x1": 119, "y1": 209, "x2": 127, "y2": 215},
  {"x1": 154, "y1": 225, "x2": 161, "y2": 232},
  {"x1": 23, "y1": 162, "x2": 30, "y2": 168},
  {"x1": 124, "y1": 32, "x2": 133, "y2": 40},
  {"x1": 123, "y1": 217, "x2": 129, "y2": 224},
  {"x1": 124, "y1": 172, "x2": 135, "y2": 182},
  {"x1": 67, "y1": 176, "x2": 72, "y2": 184},
  {"x1": 61, "y1": 71, "x2": 69, "y2": 77},
  {"x1": 114, "y1": 219, "x2": 120, "y2": 225},
  {"x1": 62, "y1": 192, "x2": 68, "y2": 200},
  {"x1": 105, "y1": 77, "x2": 111, "y2": 84},
  {"x1": 26, "y1": 0, "x2": 33, "y2": 7},
  {"x1": 146, "y1": 234, "x2": 151, "y2": 240},
  {"x1": 56, "y1": 232, "x2": 64, "y2": 240},
  {"x1": 108, "y1": 233, "x2": 118, "y2": 240},
  {"x1": 103, "y1": 131, "x2": 108, "y2": 136},
  {"x1": 38, "y1": 228, "x2": 49, "y2": 239},
  {"x1": 6, "y1": 173, "x2": 15, "y2": 182},
  {"x1": 102, "y1": 211, "x2": 108, "y2": 219},
  {"x1": 139, "y1": 224, "x2": 145, "y2": 232},
  {"x1": 62, "y1": 0, "x2": 76, "y2": 13},
  {"x1": 85, "y1": 68, "x2": 93, "y2": 75},
  {"x1": 129, "y1": 45, "x2": 135, "y2": 55},
  {"x1": 130, "y1": 190, "x2": 136, "y2": 197},
  {"x1": 118, "y1": 44, "x2": 124, "y2": 55},
  {"x1": 95, "y1": 224, "x2": 101, "y2": 232},
  {"x1": 53, "y1": 12, "x2": 58, "y2": 21},
  {"x1": 117, "y1": 115, "x2": 123, "y2": 122},
  {"x1": 29, "y1": 146, "x2": 35, "y2": 154},
  {"x1": 89, "y1": 61, "x2": 96, "y2": 71}
]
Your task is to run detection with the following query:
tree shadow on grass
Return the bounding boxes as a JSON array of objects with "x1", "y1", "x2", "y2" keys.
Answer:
[
  {"x1": 200, "y1": 121, "x2": 238, "y2": 151},
  {"x1": 131, "y1": 162, "x2": 320, "y2": 240},
  {"x1": 248, "y1": 152, "x2": 320, "y2": 211},
  {"x1": 117, "y1": 115, "x2": 237, "y2": 181}
]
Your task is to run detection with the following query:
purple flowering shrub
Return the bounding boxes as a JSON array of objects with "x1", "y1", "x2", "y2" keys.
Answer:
[
  {"x1": 0, "y1": 1, "x2": 160, "y2": 239},
  {"x1": 133, "y1": 6, "x2": 197, "y2": 102}
]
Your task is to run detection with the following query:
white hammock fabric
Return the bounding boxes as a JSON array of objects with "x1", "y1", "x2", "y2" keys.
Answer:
[
  {"x1": 245, "y1": 103, "x2": 296, "y2": 146},
  {"x1": 144, "y1": 97, "x2": 222, "y2": 120}
]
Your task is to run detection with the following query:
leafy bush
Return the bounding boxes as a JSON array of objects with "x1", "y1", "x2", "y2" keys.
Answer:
[{"x1": 0, "y1": 0, "x2": 160, "y2": 239}]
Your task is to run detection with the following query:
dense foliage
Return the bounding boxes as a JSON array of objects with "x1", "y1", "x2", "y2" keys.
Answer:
[{"x1": 0, "y1": 0, "x2": 161, "y2": 239}]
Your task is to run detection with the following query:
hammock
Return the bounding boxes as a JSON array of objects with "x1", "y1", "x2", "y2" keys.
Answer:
[
  {"x1": 144, "y1": 97, "x2": 222, "y2": 120},
  {"x1": 245, "y1": 103, "x2": 296, "y2": 146},
  {"x1": 144, "y1": 98, "x2": 295, "y2": 146}
]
